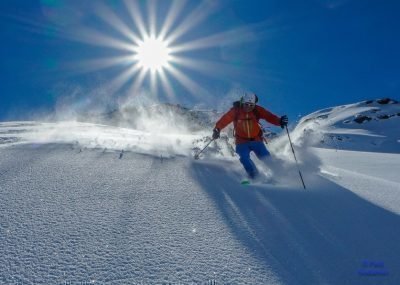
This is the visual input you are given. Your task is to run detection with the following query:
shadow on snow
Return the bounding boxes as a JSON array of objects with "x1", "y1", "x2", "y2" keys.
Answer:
[{"x1": 190, "y1": 161, "x2": 400, "y2": 285}]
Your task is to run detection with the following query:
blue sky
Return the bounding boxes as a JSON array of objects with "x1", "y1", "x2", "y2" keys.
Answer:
[{"x1": 1, "y1": 0, "x2": 399, "y2": 122}]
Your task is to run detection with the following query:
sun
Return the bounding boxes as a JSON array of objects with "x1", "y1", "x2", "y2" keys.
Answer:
[
  {"x1": 70, "y1": 1, "x2": 263, "y2": 101},
  {"x1": 134, "y1": 36, "x2": 171, "y2": 72}
]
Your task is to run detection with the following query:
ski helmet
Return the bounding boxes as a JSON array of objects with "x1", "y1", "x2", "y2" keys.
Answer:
[{"x1": 242, "y1": 93, "x2": 258, "y2": 105}]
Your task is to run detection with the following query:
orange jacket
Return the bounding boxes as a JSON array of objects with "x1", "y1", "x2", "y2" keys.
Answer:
[{"x1": 215, "y1": 105, "x2": 281, "y2": 144}]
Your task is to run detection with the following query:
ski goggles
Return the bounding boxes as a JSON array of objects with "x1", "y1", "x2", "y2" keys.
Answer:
[{"x1": 244, "y1": 103, "x2": 255, "y2": 107}]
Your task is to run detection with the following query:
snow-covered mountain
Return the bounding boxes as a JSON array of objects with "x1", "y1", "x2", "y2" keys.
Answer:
[
  {"x1": 0, "y1": 97, "x2": 398, "y2": 168},
  {"x1": 1, "y1": 98, "x2": 400, "y2": 284},
  {"x1": 292, "y1": 98, "x2": 400, "y2": 153}
]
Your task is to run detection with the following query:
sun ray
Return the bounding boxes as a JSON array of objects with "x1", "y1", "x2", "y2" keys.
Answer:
[
  {"x1": 94, "y1": 3, "x2": 142, "y2": 44},
  {"x1": 64, "y1": 55, "x2": 136, "y2": 74},
  {"x1": 67, "y1": 27, "x2": 134, "y2": 52},
  {"x1": 123, "y1": 0, "x2": 148, "y2": 40},
  {"x1": 171, "y1": 56, "x2": 234, "y2": 76},
  {"x1": 170, "y1": 21, "x2": 274, "y2": 53},
  {"x1": 107, "y1": 63, "x2": 141, "y2": 94},
  {"x1": 126, "y1": 68, "x2": 148, "y2": 96},
  {"x1": 5, "y1": 14, "x2": 62, "y2": 37},
  {"x1": 170, "y1": 55, "x2": 278, "y2": 83},
  {"x1": 167, "y1": 64, "x2": 210, "y2": 99},
  {"x1": 158, "y1": 0, "x2": 188, "y2": 40},
  {"x1": 175, "y1": 55, "x2": 283, "y2": 84},
  {"x1": 158, "y1": 68, "x2": 176, "y2": 101},
  {"x1": 148, "y1": 0, "x2": 157, "y2": 37},
  {"x1": 165, "y1": 0, "x2": 220, "y2": 44},
  {"x1": 170, "y1": 30, "x2": 254, "y2": 54},
  {"x1": 150, "y1": 69, "x2": 158, "y2": 98}
]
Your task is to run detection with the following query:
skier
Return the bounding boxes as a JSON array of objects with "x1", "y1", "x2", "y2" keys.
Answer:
[{"x1": 212, "y1": 93, "x2": 288, "y2": 181}]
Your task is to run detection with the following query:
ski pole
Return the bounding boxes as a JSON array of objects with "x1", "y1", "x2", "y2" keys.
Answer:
[
  {"x1": 194, "y1": 138, "x2": 215, "y2": 160},
  {"x1": 285, "y1": 126, "x2": 306, "y2": 189}
]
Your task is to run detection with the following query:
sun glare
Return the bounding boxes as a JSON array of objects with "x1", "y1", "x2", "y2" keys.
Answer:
[
  {"x1": 71, "y1": 1, "x2": 262, "y2": 100},
  {"x1": 134, "y1": 36, "x2": 171, "y2": 72}
]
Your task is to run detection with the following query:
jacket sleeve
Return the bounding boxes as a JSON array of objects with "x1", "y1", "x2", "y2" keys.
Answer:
[
  {"x1": 257, "y1": 106, "x2": 281, "y2": 126},
  {"x1": 215, "y1": 108, "x2": 236, "y2": 130}
]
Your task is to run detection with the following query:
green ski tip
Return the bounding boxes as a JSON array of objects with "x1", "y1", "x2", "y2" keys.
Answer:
[{"x1": 241, "y1": 179, "x2": 251, "y2": 185}]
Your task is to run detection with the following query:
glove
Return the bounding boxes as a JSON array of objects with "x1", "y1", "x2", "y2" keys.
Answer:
[
  {"x1": 212, "y1": 128, "x2": 220, "y2": 140},
  {"x1": 280, "y1": 115, "x2": 288, "y2": 129}
]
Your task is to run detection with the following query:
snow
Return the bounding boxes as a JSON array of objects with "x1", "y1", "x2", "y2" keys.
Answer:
[
  {"x1": 1, "y1": 143, "x2": 282, "y2": 284},
  {"x1": 293, "y1": 99, "x2": 400, "y2": 153},
  {"x1": 1, "y1": 99, "x2": 400, "y2": 284},
  {"x1": 316, "y1": 148, "x2": 400, "y2": 215},
  {"x1": 0, "y1": 121, "x2": 202, "y2": 158}
]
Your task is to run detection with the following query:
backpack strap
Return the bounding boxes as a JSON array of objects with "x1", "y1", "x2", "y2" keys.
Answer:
[
  {"x1": 253, "y1": 107, "x2": 260, "y2": 120},
  {"x1": 232, "y1": 101, "x2": 241, "y2": 132}
]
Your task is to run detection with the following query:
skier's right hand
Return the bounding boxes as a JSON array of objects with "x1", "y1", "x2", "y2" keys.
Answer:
[
  {"x1": 280, "y1": 115, "x2": 288, "y2": 129},
  {"x1": 212, "y1": 128, "x2": 220, "y2": 140}
]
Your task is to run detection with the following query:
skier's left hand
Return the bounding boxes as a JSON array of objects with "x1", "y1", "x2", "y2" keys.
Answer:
[{"x1": 280, "y1": 115, "x2": 288, "y2": 128}]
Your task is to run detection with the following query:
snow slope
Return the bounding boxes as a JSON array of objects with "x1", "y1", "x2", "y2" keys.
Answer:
[
  {"x1": 1, "y1": 98, "x2": 400, "y2": 284},
  {"x1": 317, "y1": 148, "x2": 400, "y2": 215}
]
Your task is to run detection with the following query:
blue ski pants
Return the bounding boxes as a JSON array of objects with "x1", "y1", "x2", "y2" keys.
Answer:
[{"x1": 236, "y1": 141, "x2": 270, "y2": 178}]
